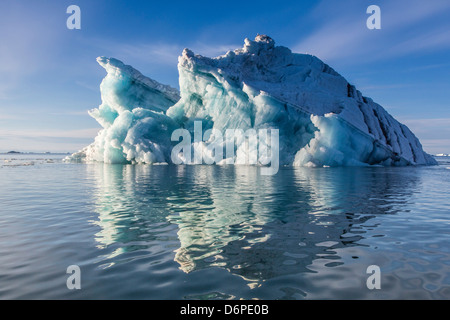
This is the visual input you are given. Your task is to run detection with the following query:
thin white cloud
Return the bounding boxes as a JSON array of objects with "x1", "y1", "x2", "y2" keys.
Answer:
[
  {"x1": 0, "y1": 2, "x2": 63, "y2": 99},
  {"x1": 398, "y1": 118, "x2": 450, "y2": 153},
  {"x1": 48, "y1": 111, "x2": 91, "y2": 116},
  {"x1": 189, "y1": 43, "x2": 241, "y2": 58},
  {"x1": 75, "y1": 81, "x2": 100, "y2": 92},
  {"x1": 418, "y1": 139, "x2": 450, "y2": 154},
  {"x1": 401, "y1": 62, "x2": 450, "y2": 73},
  {"x1": 400, "y1": 117, "x2": 450, "y2": 130},
  {"x1": 0, "y1": 128, "x2": 100, "y2": 140},
  {"x1": 387, "y1": 28, "x2": 450, "y2": 57},
  {"x1": 0, "y1": 128, "x2": 100, "y2": 153},
  {"x1": 113, "y1": 42, "x2": 182, "y2": 66},
  {"x1": 90, "y1": 38, "x2": 240, "y2": 65},
  {"x1": 358, "y1": 83, "x2": 415, "y2": 91},
  {"x1": 293, "y1": 0, "x2": 450, "y2": 64},
  {"x1": 383, "y1": 0, "x2": 450, "y2": 28},
  {"x1": 0, "y1": 114, "x2": 20, "y2": 120}
]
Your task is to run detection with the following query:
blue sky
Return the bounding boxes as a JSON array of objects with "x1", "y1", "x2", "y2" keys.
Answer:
[{"x1": 0, "y1": 0, "x2": 449, "y2": 154}]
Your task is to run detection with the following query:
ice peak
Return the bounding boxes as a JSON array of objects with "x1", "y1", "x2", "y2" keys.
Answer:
[
  {"x1": 243, "y1": 34, "x2": 275, "y2": 53},
  {"x1": 96, "y1": 56, "x2": 135, "y2": 76},
  {"x1": 255, "y1": 34, "x2": 275, "y2": 46},
  {"x1": 182, "y1": 48, "x2": 195, "y2": 58}
]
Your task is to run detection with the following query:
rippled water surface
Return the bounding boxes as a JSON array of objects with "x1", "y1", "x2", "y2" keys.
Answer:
[{"x1": 1, "y1": 154, "x2": 450, "y2": 299}]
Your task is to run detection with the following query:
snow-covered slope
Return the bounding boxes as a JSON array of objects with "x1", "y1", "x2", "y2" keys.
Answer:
[{"x1": 66, "y1": 35, "x2": 437, "y2": 167}]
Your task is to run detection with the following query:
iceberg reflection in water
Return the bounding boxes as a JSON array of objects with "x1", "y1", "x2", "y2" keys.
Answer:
[{"x1": 84, "y1": 163, "x2": 449, "y2": 299}]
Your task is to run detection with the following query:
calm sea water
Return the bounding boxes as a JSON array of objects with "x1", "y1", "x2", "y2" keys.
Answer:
[{"x1": 1, "y1": 153, "x2": 449, "y2": 300}]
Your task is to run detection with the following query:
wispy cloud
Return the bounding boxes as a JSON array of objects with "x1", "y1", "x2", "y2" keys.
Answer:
[
  {"x1": 0, "y1": 114, "x2": 20, "y2": 120},
  {"x1": 189, "y1": 43, "x2": 241, "y2": 57},
  {"x1": 75, "y1": 81, "x2": 100, "y2": 92},
  {"x1": 83, "y1": 37, "x2": 240, "y2": 88},
  {"x1": 293, "y1": 0, "x2": 450, "y2": 64},
  {"x1": 358, "y1": 83, "x2": 415, "y2": 91},
  {"x1": 0, "y1": 2, "x2": 63, "y2": 98},
  {"x1": 387, "y1": 27, "x2": 450, "y2": 57},
  {"x1": 0, "y1": 128, "x2": 100, "y2": 153},
  {"x1": 418, "y1": 139, "x2": 450, "y2": 153},
  {"x1": 399, "y1": 118, "x2": 450, "y2": 153},
  {"x1": 0, "y1": 128, "x2": 100, "y2": 140},
  {"x1": 48, "y1": 111, "x2": 91, "y2": 117},
  {"x1": 110, "y1": 42, "x2": 182, "y2": 66},
  {"x1": 400, "y1": 118, "x2": 450, "y2": 131},
  {"x1": 90, "y1": 38, "x2": 240, "y2": 66},
  {"x1": 400, "y1": 62, "x2": 450, "y2": 73}
]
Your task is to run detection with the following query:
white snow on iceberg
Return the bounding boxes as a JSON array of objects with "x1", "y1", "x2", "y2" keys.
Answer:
[{"x1": 66, "y1": 35, "x2": 437, "y2": 167}]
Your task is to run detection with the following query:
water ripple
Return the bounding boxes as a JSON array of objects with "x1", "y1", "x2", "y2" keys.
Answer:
[{"x1": 1, "y1": 160, "x2": 450, "y2": 299}]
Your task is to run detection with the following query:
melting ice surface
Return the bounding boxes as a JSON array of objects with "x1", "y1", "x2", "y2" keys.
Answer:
[{"x1": 67, "y1": 35, "x2": 437, "y2": 167}]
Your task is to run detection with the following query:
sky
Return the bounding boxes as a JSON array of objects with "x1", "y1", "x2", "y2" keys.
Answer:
[{"x1": 0, "y1": 0, "x2": 449, "y2": 154}]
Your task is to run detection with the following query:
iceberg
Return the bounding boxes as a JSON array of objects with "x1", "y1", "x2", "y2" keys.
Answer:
[
  {"x1": 66, "y1": 35, "x2": 437, "y2": 167},
  {"x1": 68, "y1": 57, "x2": 180, "y2": 164}
]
